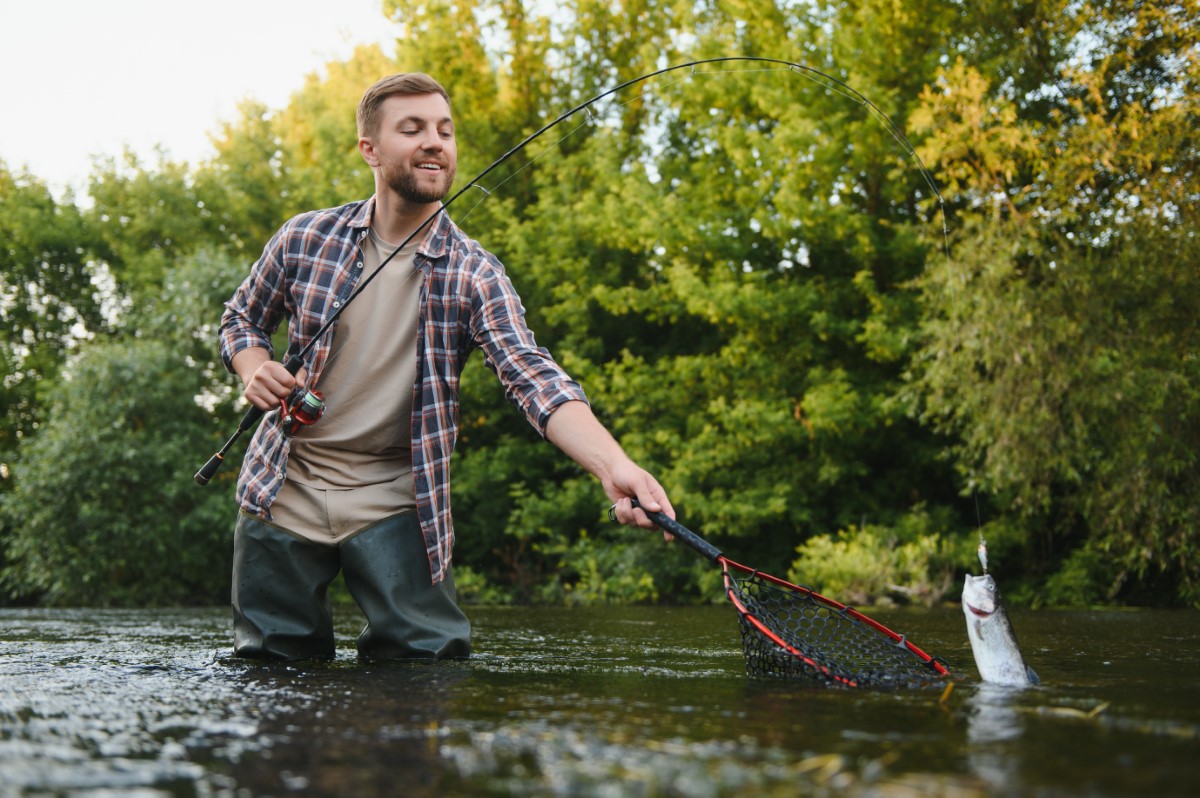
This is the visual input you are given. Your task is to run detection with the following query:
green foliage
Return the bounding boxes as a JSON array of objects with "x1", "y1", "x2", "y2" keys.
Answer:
[
  {"x1": 788, "y1": 507, "x2": 973, "y2": 607},
  {"x1": 550, "y1": 534, "x2": 662, "y2": 605},
  {"x1": 85, "y1": 151, "x2": 218, "y2": 302},
  {"x1": 0, "y1": 249, "x2": 246, "y2": 605},
  {"x1": 2, "y1": 0, "x2": 1196, "y2": 609},
  {"x1": 273, "y1": 45, "x2": 385, "y2": 211},
  {"x1": 193, "y1": 100, "x2": 294, "y2": 253},
  {"x1": 1041, "y1": 543, "x2": 1120, "y2": 608},
  {"x1": 454, "y1": 564, "x2": 517, "y2": 605},
  {"x1": 0, "y1": 166, "x2": 111, "y2": 466},
  {"x1": 910, "y1": 0, "x2": 1200, "y2": 605},
  {"x1": 0, "y1": 337, "x2": 232, "y2": 605}
]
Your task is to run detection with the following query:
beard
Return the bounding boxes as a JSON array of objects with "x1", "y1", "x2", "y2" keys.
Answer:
[{"x1": 382, "y1": 157, "x2": 456, "y2": 204}]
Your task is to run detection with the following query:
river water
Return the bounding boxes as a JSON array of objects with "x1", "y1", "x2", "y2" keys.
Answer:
[{"x1": 1, "y1": 603, "x2": 1198, "y2": 797}]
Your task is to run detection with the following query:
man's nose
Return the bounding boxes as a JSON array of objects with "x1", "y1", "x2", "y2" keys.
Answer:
[{"x1": 419, "y1": 129, "x2": 443, "y2": 150}]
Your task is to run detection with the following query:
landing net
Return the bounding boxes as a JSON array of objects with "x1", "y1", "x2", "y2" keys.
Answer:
[{"x1": 723, "y1": 564, "x2": 951, "y2": 689}]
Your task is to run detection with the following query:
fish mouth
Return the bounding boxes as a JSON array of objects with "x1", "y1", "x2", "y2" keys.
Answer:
[{"x1": 966, "y1": 603, "x2": 992, "y2": 618}]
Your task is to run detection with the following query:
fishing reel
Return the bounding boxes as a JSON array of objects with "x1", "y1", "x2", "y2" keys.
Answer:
[
  {"x1": 279, "y1": 387, "x2": 325, "y2": 437},
  {"x1": 195, "y1": 354, "x2": 316, "y2": 485}
]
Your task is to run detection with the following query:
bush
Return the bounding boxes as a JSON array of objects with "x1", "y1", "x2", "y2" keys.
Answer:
[
  {"x1": 787, "y1": 508, "x2": 972, "y2": 607},
  {"x1": 0, "y1": 337, "x2": 235, "y2": 605},
  {"x1": 0, "y1": 249, "x2": 247, "y2": 607}
]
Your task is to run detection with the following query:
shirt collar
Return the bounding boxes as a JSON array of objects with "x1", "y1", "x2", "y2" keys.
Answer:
[
  {"x1": 419, "y1": 210, "x2": 453, "y2": 260},
  {"x1": 353, "y1": 196, "x2": 452, "y2": 260},
  {"x1": 348, "y1": 196, "x2": 375, "y2": 230}
]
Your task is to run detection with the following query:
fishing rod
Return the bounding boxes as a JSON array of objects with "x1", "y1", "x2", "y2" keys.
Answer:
[{"x1": 195, "y1": 56, "x2": 943, "y2": 486}]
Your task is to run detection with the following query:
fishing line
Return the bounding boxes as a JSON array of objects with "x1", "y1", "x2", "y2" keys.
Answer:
[
  {"x1": 197, "y1": 56, "x2": 949, "y2": 485},
  {"x1": 975, "y1": 492, "x2": 988, "y2": 573},
  {"x1": 459, "y1": 64, "x2": 850, "y2": 200},
  {"x1": 453, "y1": 111, "x2": 598, "y2": 224},
  {"x1": 457, "y1": 60, "x2": 948, "y2": 284}
]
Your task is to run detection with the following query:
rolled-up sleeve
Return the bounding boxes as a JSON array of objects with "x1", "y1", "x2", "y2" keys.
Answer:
[
  {"x1": 218, "y1": 229, "x2": 289, "y2": 372},
  {"x1": 470, "y1": 261, "x2": 588, "y2": 436}
]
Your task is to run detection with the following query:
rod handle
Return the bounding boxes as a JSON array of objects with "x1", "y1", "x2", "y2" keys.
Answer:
[
  {"x1": 630, "y1": 499, "x2": 723, "y2": 562},
  {"x1": 236, "y1": 404, "x2": 266, "y2": 432},
  {"x1": 193, "y1": 452, "x2": 225, "y2": 486}
]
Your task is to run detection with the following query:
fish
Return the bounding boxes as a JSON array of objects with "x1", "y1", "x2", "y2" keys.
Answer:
[{"x1": 962, "y1": 572, "x2": 1039, "y2": 687}]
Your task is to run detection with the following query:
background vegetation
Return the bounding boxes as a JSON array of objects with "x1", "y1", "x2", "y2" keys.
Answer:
[{"x1": 1, "y1": 0, "x2": 1195, "y2": 608}]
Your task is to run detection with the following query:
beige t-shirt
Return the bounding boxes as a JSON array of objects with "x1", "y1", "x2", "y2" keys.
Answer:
[{"x1": 271, "y1": 226, "x2": 423, "y2": 543}]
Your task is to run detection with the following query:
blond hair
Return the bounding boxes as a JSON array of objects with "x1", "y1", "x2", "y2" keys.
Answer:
[{"x1": 357, "y1": 73, "x2": 451, "y2": 138}]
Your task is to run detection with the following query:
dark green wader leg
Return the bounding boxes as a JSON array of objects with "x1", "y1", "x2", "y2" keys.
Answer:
[
  {"x1": 231, "y1": 513, "x2": 341, "y2": 660},
  {"x1": 339, "y1": 512, "x2": 472, "y2": 660}
]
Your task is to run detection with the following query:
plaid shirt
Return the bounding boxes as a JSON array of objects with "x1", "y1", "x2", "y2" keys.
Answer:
[{"x1": 219, "y1": 198, "x2": 588, "y2": 583}]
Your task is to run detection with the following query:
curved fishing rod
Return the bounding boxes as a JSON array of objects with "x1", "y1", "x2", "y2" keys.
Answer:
[{"x1": 195, "y1": 56, "x2": 943, "y2": 485}]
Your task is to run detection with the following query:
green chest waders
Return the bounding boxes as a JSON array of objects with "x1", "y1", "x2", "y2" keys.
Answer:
[{"x1": 231, "y1": 511, "x2": 470, "y2": 660}]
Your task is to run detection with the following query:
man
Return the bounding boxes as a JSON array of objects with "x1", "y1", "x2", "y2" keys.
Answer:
[{"x1": 218, "y1": 72, "x2": 672, "y2": 661}]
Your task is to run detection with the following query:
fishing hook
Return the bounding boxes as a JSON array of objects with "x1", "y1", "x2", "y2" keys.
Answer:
[{"x1": 196, "y1": 56, "x2": 943, "y2": 485}]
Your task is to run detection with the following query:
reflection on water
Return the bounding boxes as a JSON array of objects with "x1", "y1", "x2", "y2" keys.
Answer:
[
  {"x1": 1, "y1": 605, "x2": 1198, "y2": 796},
  {"x1": 964, "y1": 684, "x2": 1025, "y2": 794}
]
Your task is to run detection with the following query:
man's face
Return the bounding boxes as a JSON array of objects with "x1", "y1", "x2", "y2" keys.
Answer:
[{"x1": 366, "y1": 93, "x2": 457, "y2": 205}]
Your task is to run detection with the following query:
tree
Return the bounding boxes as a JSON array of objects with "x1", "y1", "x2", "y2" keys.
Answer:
[
  {"x1": 0, "y1": 166, "x2": 110, "y2": 476},
  {"x1": 193, "y1": 99, "x2": 294, "y2": 254},
  {"x1": 422, "y1": 1, "x2": 976, "y2": 597},
  {"x1": 909, "y1": 0, "x2": 1200, "y2": 604},
  {"x1": 0, "y1": 249, "x2": 247, "y2": 606},
  {"x1": 6, "y1": 0, "x2": 1194, "y2": 607},
  {"x1": 85, "y1": 150, "x2": 218, "y2": 303},
  {"x1": 273, "y1": 45, "x2": 392, "y2": 212}
]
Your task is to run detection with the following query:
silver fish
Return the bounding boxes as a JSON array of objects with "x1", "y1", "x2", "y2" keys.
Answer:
[{"x1": 962, "y1": 573, "x2": 1039, "y2": 687}]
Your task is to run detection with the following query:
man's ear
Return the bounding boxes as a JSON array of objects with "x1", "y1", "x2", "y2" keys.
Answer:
[{"x1": 358, "y1": 137, "x2": 378, "y2": 168}]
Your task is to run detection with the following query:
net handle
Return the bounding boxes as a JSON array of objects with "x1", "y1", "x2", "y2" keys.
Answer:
[{"x1": 630, "y1": 500, "x2": 723, "y2": 562}]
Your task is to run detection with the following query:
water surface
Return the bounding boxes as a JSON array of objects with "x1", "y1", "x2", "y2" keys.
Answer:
[{"x1": 2, "y1": 604, "x2": 1197, "y2": 796}]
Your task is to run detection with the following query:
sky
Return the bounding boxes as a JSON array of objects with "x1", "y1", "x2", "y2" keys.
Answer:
[{"x1": 0, "y1": 0, "x2": 401, "y2": 196}]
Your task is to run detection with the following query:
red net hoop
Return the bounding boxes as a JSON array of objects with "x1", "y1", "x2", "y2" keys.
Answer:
[{"x1": 721, "y1": 558, "x2": 952, "y2": 689}]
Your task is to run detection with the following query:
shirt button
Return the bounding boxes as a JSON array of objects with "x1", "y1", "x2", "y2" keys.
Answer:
[
  {"x1": 356, "y1": 261, "x2": 363, "y2": 269},
  {"x1": 332, "y1": 301, "x2": 341, "y2": 308}
]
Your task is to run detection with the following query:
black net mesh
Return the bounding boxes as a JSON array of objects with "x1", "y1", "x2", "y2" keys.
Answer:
[{"x1": 728, "y1": 569, "x2": 950, "y2": 690}]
